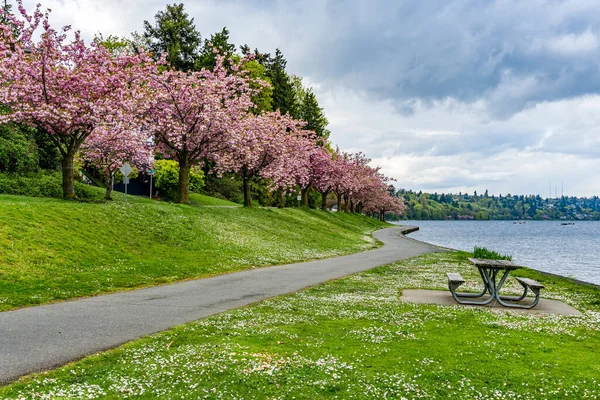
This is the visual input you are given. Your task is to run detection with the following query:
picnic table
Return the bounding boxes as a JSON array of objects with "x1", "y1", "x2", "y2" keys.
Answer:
[{"x1": 446, "y1": 258, "x2": 544, "y2": 309}]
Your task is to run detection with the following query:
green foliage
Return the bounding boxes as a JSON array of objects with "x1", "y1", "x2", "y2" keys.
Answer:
[
  {"x1": 196, "y1": 27, "x2": 236, "y2": 71},
  {"x1": 300, "y1": 91, "x2": 330, "y2": 141},
  {"x1": 142, "y1": 3, "x2": 202, "y2": 71},
  {"x1": 154, "y1": 159, "x2": 204, "y2": 200},
  {"x1": 396, "y1": 189, "x2": 600, "y2": 221},
  {"x1": 473, "y1": 246, "x2": 512, "y2": 261},
  {"x1": 264, "y1": 49, "x2": 298, "y2": 117},
  {"x1": 308, "y1": 188, "x2": 321, "y2": 209},
  {"x1": 28, "y1": 128, "x2": 61, "y2": 170},
  {"x1": 203, "y1": 172, "x2": 244, "y2": 204},
  {"x1": 0, "y1": 171, "x2": 100, "y2": 199},
  {"x1": 252, "y1": 176, "x2": 277, "y2": 206},
  {"x1": 240, "y1": 59, "x2": 273, "y2": 114},
  {"x1": 94, "y1": 33, "x2": 132, "y2": 56},
  {"x1": 0, "y1": 123, "x2": 39, "y2": 173},
  {"x1": 292, "y1": 76, "x2": 330, "y2": 143},
  {"x1": 0, "y1": 195, "x2": 387, "y2": 311},
  {"x1": 0, "y1": 108, "x2": 60, "y2": 171}
]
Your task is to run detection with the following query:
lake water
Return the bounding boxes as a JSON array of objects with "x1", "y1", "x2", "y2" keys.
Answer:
[{"x1": 394, "y1": 220, "x2": 600, "y2": 286}]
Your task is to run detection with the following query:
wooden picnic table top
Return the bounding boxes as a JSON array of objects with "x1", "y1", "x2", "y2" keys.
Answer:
[{"x1": 467, "y1": 257, "x2": 522, "y2": 270}]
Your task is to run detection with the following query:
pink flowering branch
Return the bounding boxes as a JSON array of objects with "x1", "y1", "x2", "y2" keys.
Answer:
[
  {"x1": 145, "y1": 55, "x2": 259, "y2": 203},
  {"x1": 81, "y1": 125, "x2": 154, "y2": 200},
  {"x1": 0, "y1": 1, "x2": 155, "y2": 198},
  {"x1": 215, "y1": 111, "x2": 314, "y2": 207}
]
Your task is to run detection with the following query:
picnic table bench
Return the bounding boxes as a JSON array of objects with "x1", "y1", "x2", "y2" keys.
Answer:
[{"x1": 447, "y1": 258, "x2": 544, "y2": 309}]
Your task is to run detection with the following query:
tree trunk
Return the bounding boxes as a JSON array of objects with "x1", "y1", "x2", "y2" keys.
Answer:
[
  {"x1": 320, "y1": 189, "x2": 330, "y2": 211},
  {"x1": 301, "y1": 185, "x2": 310, "y2": 207},
  {"x1": 242, "y1": 173, "x2": 252, "y2": 207},
  {"x1": 176, "y1": 155, "x2": 191, "y2": 203},
  {"x1": 336, "y1": 192, "x2": 342, "y2": 212},
  {"x1": 278, "y1": 190, "x2": 285, "y2": 208},
  {"x1": 104, "y1": 169, "x2": 113, "y2": 200},
  {"x1": 344, "y1": 195, "x2": 350, "y2": 212},
  {"x1": 350, "y1": 200, "x2": 355, "y2": 213},
  {"x1": 61, "y1": 150, "x2": 76, "y2": 199}
]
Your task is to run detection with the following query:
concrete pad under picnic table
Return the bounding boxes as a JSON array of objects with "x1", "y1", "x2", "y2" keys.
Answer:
[{"x1": 401, "y1": 289, "x2": 582, "y2": 316}]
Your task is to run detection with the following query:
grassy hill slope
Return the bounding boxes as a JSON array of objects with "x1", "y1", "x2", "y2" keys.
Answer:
[
  {"x1": 0, "y1": 194, "x2": 387, "y2": 311},
  {"x1": 189, "y1": 193, "x2": 241, "y2": 206}
]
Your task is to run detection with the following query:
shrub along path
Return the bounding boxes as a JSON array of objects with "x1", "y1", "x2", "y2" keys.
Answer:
[{"x1": 0, "y1": 226, "x2": 441, "y2": 385}]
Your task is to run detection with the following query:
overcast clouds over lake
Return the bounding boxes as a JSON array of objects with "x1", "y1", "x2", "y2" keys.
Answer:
[{"x1": 23, "y1": 0, "x2": 600, "y2": 196}]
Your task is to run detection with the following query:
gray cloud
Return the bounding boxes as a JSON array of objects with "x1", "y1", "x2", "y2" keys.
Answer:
[
  {"x1": 274, "y1": 0, "x2": 600, "y2": 117},
  {"x1": 27, "y1": 0, "x2": 600, "y2": 116}
]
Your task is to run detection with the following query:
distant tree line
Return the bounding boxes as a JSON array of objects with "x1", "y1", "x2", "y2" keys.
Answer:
[{"x1": 389, "y1": 189, "x2": 600, "y2": 221}]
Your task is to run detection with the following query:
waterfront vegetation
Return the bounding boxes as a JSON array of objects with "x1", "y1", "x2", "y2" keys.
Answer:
[
  {"x1": 0, "y1": 194, "x2": 386, "y2": 312},
  {"x1": 2, "y1": 251, "x2": 599, "y2": 398},
  {"x1": 472, "y1": 246, "x2": 512, "y2": 261},
  {"x1": 394, "y1": 189, "x2": 600, "y2": 221}
]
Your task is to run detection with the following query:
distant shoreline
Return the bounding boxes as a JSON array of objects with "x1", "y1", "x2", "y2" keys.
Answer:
[{"x1": 391, "y1": 218, "x2": 599, "y2": 222}]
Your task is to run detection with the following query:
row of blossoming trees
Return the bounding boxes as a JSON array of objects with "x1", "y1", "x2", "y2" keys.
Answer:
[{"x1": 0, "y1": 3, "x2": 405, "y2": 218}]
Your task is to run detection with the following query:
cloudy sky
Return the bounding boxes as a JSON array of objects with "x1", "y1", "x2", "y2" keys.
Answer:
[{"x1": 20, "y1": 0, "x2": 600, "y2": 197}]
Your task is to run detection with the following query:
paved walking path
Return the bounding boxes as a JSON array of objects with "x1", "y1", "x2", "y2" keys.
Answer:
[{"x1": 0, "y1": 227, "x2": 441, "y2": 385}]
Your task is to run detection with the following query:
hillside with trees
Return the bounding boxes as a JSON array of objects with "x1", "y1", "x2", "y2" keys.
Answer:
[{"x1": 393, "y1": 189, "x2": 600, "y2": 221}]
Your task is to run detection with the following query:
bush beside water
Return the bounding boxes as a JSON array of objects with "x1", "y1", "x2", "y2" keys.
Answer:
[{"x1": 473, "y1": 246, "x2": 512, "y2": 260}]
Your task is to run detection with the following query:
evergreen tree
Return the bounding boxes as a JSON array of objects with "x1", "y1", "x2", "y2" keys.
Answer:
[
  {"x1": 142, "y1": 3, "x2": 202, "y2": 71},
  {"x1": 240, "y1": 44, "x2": 271, "y2": 65},
  {"x1": 1, "y1": 0, "x2": 12, "y2": 25},
  {"x1": 291, "y1": 75, "x2": 330, "y2": 143},
  {"x1": 1, "y1": 1, "x2": 19, "y2": 51},
  {"x1": 299, "y1": 90, "x2": 330, "y2": 144},
  {"x1": 264, "y1": 49, "x2": 297, "y2": 117},
  {"x1": 196, "y1": 27, "x2": 236, "y2": 71}
]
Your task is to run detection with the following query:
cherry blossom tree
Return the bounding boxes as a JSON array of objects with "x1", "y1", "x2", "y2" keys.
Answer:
[
  {"x1": 215, "y1": 111, "x2": 312, "y2": 207},
  {"x1": 350, "y1": 164, "x2": 388, "y2": 213},
  {"x1": 363, "y1": 188, "x2": 407, "y2": 221},
  {"x1": 0, "y1": 2, "x2": 154, "y2": 198},
  {"x1": 81, "y1": 125, "x2": 154, "y2": 200},
  {"x1": 329, "y1": 150, "x2": 362, "y2": 212},
  {"x1": 342, "y1": 152, "x2": 376, "y2": 212},
  {"x1": 146, "y1": 55, "x2": 256, "y2": 203},
  {"x1": 301, "y1": 147, "x2": 337, "y2": 210},
  {"x1": 323, "y1": 149, "x2": 403, "y2": 216}
]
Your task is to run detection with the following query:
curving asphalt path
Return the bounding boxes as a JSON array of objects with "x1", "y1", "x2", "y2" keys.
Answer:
[{"x1": 0, "y1": 226, "x2": 441, "y2": 385}]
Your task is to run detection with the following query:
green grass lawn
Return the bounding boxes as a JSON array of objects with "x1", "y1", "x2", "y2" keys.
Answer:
[
  {"x1": 189, "y1": 193, "x2": 241, "y2": 207},
  {"x1": 0, "y1": 194, "x2": 387, "y2": 311},
  {"x1": 3, "y1": 251, "x2": 599, "y2": 398}
]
